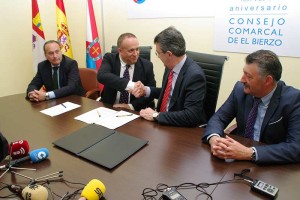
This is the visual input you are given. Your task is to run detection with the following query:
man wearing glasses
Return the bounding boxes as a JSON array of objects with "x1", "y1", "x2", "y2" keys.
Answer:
[
  {"x1": 97, "y1": 33, "x2": 156, "y2": 111},
  {"x1": 134, "y1": 26, "x2": 207, "y2": 127}
]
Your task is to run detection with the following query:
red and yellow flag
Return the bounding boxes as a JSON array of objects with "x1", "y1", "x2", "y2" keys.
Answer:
[
  {"x1": 32, "y1": 0, "x2": 46, "y2": 72},
  {"x1": 56, "y1": 0, "x2": 73, "y2": 58}
]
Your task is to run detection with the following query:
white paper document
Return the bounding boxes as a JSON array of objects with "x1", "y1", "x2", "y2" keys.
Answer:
[
  {"x1": 74, "y1": 107, "x2": 139, "y2": 129},
  {"x1": 40, "y1": 102, "x2": 81, "y2": 117}
]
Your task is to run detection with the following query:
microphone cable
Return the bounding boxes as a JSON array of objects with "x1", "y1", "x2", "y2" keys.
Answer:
[
  {"x1": 39, "y1": 178, "x2": 86, "y2": 200},
  {"x1": 0, "y1": 175, "x2": 86, "y2": 200},
  {"x1": 0, "y1": 181, "x2": 23, "y2": 199},
  {"x1": 141, "y1": 169, "x2": 256, "y2": 200}
]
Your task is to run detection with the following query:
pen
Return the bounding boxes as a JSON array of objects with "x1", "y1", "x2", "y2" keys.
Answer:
[
  {"x1": 61, "y1": 103, "x2": 66, "y2": 108},
  {"x1": 97, "y1": 109, "x2": 101, "y2": 117},
  {"x1": 116, "y1": 113, "x2": 133, "y2": 117}
]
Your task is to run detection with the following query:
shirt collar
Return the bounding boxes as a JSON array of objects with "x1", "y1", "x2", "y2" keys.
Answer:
[
  {"x1": 51, "y1": 64, "x2": 60, "y2": 68},
  {"x1": 260, "y1": 84, "x2": 277, "y2": 106},
  {"x1": 119, "y1": 55, "x2": 133, "y2": 68},
  {"x1": 172, "y1": 54, "x2": 186, "y2": 74}
]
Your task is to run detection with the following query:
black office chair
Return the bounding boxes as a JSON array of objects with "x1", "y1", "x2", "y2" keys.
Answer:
[
  {"x1": 186, "y1": 51, "x2": 228, "y2": 121},
  {"x1": 111, "y1": 45, "x2": 152, "y2": 61}
]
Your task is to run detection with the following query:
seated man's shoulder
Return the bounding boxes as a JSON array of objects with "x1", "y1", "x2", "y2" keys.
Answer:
[{"x1": 280, "y1": 82, "x2": 300, "y2": 101}]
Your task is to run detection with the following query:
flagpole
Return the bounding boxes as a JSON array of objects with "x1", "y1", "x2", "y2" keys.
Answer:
[{"x1": 100, "y1": 0, "x2": 106, "y2": 53}]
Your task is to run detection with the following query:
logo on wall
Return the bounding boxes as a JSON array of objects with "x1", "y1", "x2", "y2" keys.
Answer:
[{"x1": 133, "y1": 0, "x2": 146, "y2": 4}]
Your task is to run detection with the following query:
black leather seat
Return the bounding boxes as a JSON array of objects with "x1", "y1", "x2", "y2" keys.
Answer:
[{"x1": 186, "y1": 51, "x2": 228, "y2": 121}]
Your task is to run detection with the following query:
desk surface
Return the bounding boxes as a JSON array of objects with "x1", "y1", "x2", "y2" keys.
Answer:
[{"x1": 0, "y1": 94, "x2": 299, "y2": 199}]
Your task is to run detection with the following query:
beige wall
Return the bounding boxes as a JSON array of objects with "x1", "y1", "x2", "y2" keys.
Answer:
[{"x1": 1, "y1": 0, "x2": 300, "y2": 111}]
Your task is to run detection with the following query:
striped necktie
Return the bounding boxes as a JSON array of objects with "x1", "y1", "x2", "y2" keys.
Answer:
[
  {"x1": 160, "y1": 70, "x2": 173, "y2": 112},
  {"x1": 245, "y1": 98, "x2": 262, "y2": 139}
]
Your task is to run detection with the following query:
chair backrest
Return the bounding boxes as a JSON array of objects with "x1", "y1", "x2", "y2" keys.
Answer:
[
  {"x1": 186, "y1": 50, "x2": 227, "y2": 121},
  {"x1": 111, "y1": 45, "x2": 152, "y2": 61},
  {"x1": 79, "y1": 68, "x2": 100, "y2": 100}
]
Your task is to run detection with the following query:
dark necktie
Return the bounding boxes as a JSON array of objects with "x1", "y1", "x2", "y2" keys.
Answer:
[
  {"x1": 119, "y1": 65, "x2": 130, "y2": 104},
  {"x1": 245, "y1": 98, "x2": 262, "y2": 139},
  {"x1": 160, "y1": 70, "x2": 173, "y2": 112},
  {"x1": 52, "y1": 67, "x2": 59, "y2": 90}
]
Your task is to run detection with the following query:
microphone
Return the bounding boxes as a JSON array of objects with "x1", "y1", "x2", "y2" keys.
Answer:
[
  {"x1": 0, "y1": 131, "x2": 9, "y2": 162},
  {"x1": 80, "y1": 179, "x2": 106, "y2": 200},
  {"x1": 8, "y1": 148, "x2": 49, "y2": 167},
  {"x1": 10, "y1": 140, "x2": 30, "y2": 159},
  {"x1": 21, "y1": 184, "x2": 48, "y2": 200}
]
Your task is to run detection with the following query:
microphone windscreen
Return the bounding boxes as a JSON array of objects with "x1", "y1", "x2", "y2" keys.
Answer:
[
  {"x1": 22, "y1": 184, "x2": 48, "y2": 200},
  {"x1": 0, "y1": 131, "x2": 9, "y2": 161},
  {"x1": 29, "y1": 148, "x2": 49, "y2": 163},
  {"x1": 10, "y1": 140, "x2": 30, "y2": 159},
  {"x1": 81, "y1": 179, "x2": 106, "y2": 200}
]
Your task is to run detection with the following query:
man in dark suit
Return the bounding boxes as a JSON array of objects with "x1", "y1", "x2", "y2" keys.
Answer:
[
  {"x1": 202, "y1": 49, "x2": 300, "y2": 164},
  {"x1": 26, "y1": 40, "x2": 85, "y2": 101},
  {"x1": 136, "y1": 27, "x2": 207, "y2": 127},
  {"x1": 97, "y1": 33, "x2": 156, "y2": 111}
]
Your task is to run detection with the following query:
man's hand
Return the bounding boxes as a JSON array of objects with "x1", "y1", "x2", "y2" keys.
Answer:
[
  {"x1": 140, "y1": 107, "x2": 155, "y2": 121},
  {"x1": 28, "y1": 89, "x2": 46, "y2": 102},
  {"x1": 131, "y1": 81, "x2": 146, "y2": 98},
  {"x1": 113, "y1": 103, "x2": 131, "y2": 110},
  {"x1": 210, "y1": 135, "x2": 253, "y2": 161}
]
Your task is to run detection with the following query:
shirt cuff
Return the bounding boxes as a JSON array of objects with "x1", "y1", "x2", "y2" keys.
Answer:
[
  {"x1": 145, "y1": 86, "x2": 150, "y2": 98},
  {"x1": 126, "y1": 81, "x2": 134, "y2": 91},
  {"x1": 206, "y1": 133, "x2": 221, "y2": 142},
  {"x1": 128, "y1": 104, "x2": 135, "y2": 110},
  {"x1": 48, "y1": 91, "x2": 56, "y2": 99}
]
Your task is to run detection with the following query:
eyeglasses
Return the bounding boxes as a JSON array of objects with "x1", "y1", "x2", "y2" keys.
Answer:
[{"x1": 155, "y1": 51, "x2": 163, "y2": 57}]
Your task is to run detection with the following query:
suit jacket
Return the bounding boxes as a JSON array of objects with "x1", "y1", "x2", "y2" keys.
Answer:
[
  {"x1": 97, "y1": 53, "x2": 156, "y2": 111},
  {"x1": 26, "y1": 55, "x2": 85, "y2": 98},
  {"x1": 150, "y1": 56, "x2": 207, "y2": 127},
  {"x1": 202, "y1": 81, "x2": 300, "y2": 164},
  {"x1": 0, "y1": 131, "x2": 9, "y2": 162}
]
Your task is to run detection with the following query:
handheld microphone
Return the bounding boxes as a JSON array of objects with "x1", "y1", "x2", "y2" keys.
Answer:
[
  {"x1": 80, "y1": 179, "x2": 106, "y2": 200},
  {"x1": 8, "y1": 148, "x2": 49, "y2": 167},
  {"x1": 0, "y1": 131, "x2": 9, "y2": 162},
  {"x1": 10, "y1": 140, "x2": 30, "y2": 159},
  {"x1": 21, "y1": 184, "x2": 48, "y2": 200}
]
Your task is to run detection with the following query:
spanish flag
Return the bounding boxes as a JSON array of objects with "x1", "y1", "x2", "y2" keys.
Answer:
[{"x1": 56, "y1": 0, "x2": 73, "y2": 58}]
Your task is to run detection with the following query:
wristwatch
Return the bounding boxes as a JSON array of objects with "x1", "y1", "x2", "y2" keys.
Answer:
[
  {"x1": 152, "y1": 112, "x2": 159, "y2": 121},
  {"x1": 251, "y1": 147, "x2": 256, "y2": 161},
  {"x1": 45, "y1": 92, "x2": 49, "y2": 100}
]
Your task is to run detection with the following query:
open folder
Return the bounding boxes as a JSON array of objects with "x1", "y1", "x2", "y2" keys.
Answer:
[{"x1": 53, "y1": 124, "x2": 148, "y2": 169}]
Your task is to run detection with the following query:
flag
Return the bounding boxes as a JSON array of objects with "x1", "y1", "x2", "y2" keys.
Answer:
[
  {"x1": 86, "y1": 0, "x2": 103, "y2": 91},
  {"x1": 56, "y1": 0, "x2": 73, "y2": 58},
  {"x1": 32, "y1": 0, "x2": 45, "y2": 72}
]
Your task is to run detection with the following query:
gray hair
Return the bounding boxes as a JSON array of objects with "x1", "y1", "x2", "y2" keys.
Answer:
[
  {"x1": 246, "y1": 49, "x2": 282, "y2": 81},
  {"x1": 43, "y1": 40, "x2": 60, "y2": 53},
  {"x1": 154, "y1": 26, "x2": 186, "y2": 57}
]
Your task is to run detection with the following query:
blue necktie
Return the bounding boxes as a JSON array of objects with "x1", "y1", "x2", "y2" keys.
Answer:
[
  {"x1": 119, "y1": 65, "x2": 130, "y2": 104},
  {"x1": 245, "y1": 98, "x2": 262, "y2": 139}
]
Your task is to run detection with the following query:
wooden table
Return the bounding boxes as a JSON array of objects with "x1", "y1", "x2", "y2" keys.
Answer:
[{"x1": 0, "y1": 94, "x2": 299, "y2": 199}]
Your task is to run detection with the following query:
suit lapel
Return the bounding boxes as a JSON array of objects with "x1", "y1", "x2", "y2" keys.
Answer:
[
  {"x1": 157, "y1": 68, "x2": 170, "y2": 110},
  {"x1": 132, "y1": 59, "x2": 141, "y2": 82},
  {"x1": 168, "y1": 59, "x2": 189, "y2": 110},
  {"x1": 260, "y1": 82, "x2": 282, "y2": 135}
]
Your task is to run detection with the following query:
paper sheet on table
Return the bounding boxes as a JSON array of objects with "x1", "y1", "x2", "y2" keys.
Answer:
[
  {"x1": 40, "y1": 102, "x2": 81, "y2": 117},
  {"x1": 74, "y1": 107, "x2": 139, "y2": 129}
]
